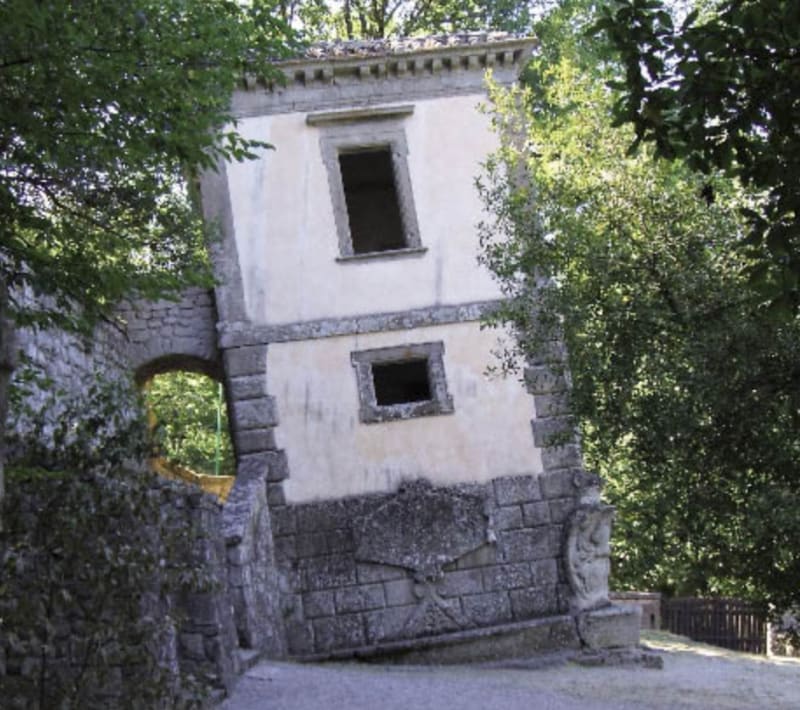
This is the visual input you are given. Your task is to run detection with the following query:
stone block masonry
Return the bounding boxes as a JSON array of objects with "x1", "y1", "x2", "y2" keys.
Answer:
[
  {"x1": 8, "y1": 286, "x2": 224, "y2": 464},
  {"x1": 222, "y1": 465, "x2": 287, "y2": 657},
  {"x1": 0, "y1": 474, "x2": 242, "y2": 706},
  {"x1": 7, "y1": 289, "x2": 136, "y2": 459},
  {"x1": 120, "y1": 287, "x2": 222, "y2": 382},
  {"x1": 271, "y1": 470, "x2": 585, "y2": 658}
]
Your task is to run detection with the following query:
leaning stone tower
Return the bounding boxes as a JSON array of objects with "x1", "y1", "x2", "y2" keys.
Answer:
[{"x1": 200, "y1": 33, "x2": 640, "y2": 661}]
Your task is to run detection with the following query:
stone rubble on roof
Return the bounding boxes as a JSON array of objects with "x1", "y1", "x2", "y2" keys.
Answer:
[{"x1": 303, "y1": 32, "x2": 525, "y2": 60}]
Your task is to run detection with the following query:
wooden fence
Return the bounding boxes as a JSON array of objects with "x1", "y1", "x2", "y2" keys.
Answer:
[{"x1": 662, "y1": 597, "x2": 767, "y2": 654}]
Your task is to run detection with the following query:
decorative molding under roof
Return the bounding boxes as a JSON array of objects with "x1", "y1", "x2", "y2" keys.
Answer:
[
  {"x1": 299, "y1": 32, "x2": 533, "y2": 61},
  {"x1": 233, "y1": 33, "x2": 536, "y2": 118}
]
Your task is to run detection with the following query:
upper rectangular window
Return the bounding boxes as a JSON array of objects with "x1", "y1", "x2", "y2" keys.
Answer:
[
  {"x1": 318, "y1": 120, "x2": 423, "y2": 260},
  {"x1": 339, "y1": 147, "x2": 406, "y2": 254}
]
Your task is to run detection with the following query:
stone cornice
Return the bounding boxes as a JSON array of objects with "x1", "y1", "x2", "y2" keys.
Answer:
[
  {"x1": 217, "y1": 299, "x2": 503, "y2": 349},
  {"x1": 306, "y1": 103, "x2": 414, "y2": 126},
  {"x1": 233, "y1": 35, "x2": 536, "y2": 118},
  {"x1": 275, "y1": 34, "x2": 536, "y2": 75}
]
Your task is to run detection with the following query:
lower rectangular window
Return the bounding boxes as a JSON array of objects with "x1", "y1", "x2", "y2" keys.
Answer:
[{"x1": 351, "y1": 342, "x2": 454, "y2": 423}]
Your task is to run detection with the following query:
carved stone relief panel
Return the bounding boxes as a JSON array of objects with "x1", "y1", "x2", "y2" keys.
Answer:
[
  {"x1": 354, "y1": 480, "x2": 491, "y2": 637},
  {"x1": 354, "y1": 479, "x2": 490, "y2": 580}
]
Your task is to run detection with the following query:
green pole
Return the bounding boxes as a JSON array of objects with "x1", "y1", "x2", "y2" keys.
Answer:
[{"x1": 214, "y1": 381, "x2": 222, "y2": 476}]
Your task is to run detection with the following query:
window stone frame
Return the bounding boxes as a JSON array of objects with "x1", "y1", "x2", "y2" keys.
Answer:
[
  {"x1": 351, "y1": 341, "x2": 454, "y2": 423},
  {"x1": 319, "y1": 120, "x2": 422, "y2": 259}
]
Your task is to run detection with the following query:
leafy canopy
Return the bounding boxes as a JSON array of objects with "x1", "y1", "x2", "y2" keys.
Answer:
[
  {"x1": 595, "y1": 0, "x2": 800, "y2": 315},
  {"x1": 481, "y1": 1, "x2": 800, "y2": 609},
  {"x1": 0, "y1": 0, "x2": 294, "y2": 330},
  {"x1": 281, "y1": 0, "x2": 543, "y2": 41},
  {"x1": 145, "y1": 371, "x2": 235, "y2": 477}
]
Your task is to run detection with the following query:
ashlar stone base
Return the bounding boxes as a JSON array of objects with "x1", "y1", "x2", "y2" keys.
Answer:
[
  {"x1": 270, "y1": 470, "x2": 640, "y2": 663},
  {"x1": 577, "y1": 604, "x2": 642, "y2": 651},
  {"x1": 293, "y1": 604, "x2": 641, "y2": 665},
  {"x1": 300, "y1": 615, "x2": 580, "y2": 664}
]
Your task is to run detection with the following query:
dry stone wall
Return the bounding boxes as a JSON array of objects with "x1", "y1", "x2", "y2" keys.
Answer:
[
  {"x1": 120, "y1": 287, "x2": 222, "y2": 382},
  {"x1": 7, "y1": 286, "x2": 222, "y2": 463},
  {"x1": 222, "y1": 465, "x2": 287, "y2": 657},
  {"x1": 2, "y1": 286, "x2": 281, "y2": 703},
  {"x1": 0, "y1": 474, "x2": 240, "y2": 707},
  {"x1": 8, "y1": 307, "x2": 134, "y2": 460}
]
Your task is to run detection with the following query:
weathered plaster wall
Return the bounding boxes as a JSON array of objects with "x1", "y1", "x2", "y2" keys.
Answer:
[
  {"x1": 267, "y1": 322, "x2": 542, "y2": 502},
  {"x1": 263, "y1": 334, "x2": 640, "y2": 660},
  {"x1": 224, "y1": 93, "x2": 501, "y2": 325}
]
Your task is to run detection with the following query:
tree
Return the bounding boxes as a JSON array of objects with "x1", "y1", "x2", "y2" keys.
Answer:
[
  {"x1": 145, "y1": 372, "x2": 235, "y2": 476},
  {"x1": 0, "y1": 0, "x2": 294, "y2": 523},
  {"x1": 480, "y1": 2, "x2": 800, "y2": 610},
  {"x1": 282, "y1": 0, "x2": 541, "y2": 41},
  {"x1": 595, "y1": 0, "x2": 800, "y2": 314}
]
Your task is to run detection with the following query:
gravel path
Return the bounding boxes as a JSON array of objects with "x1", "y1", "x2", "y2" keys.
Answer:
[{"x1": 221, "y1": 632, "x2": 800, "y2": 710}]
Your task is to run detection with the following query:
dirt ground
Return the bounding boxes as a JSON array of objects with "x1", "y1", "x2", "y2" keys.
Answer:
[
  {"x1": 528, "y1": 630, "x2": 800, "y2": 709},
  {"x1": 222, "y1": 631, "x2": 800, "y2": 710}
]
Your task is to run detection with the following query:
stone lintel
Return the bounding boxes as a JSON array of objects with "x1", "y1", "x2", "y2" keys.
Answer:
[{"x1": 306, "y1": 104, "x2": 415, "y2": 126}]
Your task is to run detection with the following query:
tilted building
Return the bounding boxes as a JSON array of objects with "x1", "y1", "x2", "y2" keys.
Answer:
[
  {"x1": 198, "y1": 33, "x2": 639, "y2": 660},
  {"x1": 7, "y1": 33, "x2": 640, "y2": 668}
]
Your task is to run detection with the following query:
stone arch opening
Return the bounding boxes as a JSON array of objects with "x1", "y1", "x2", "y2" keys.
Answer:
[
  {"x1": 134, "y1": 353, "x2": 223, "y2": 387},
  {"x1": 136, "y1": 355, "x2": 236, "y2": 498}
]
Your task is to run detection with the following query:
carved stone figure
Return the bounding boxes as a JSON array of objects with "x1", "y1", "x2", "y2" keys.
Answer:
[{"x1": 565, "y1": 503, "x2": 615, "y2": 611}]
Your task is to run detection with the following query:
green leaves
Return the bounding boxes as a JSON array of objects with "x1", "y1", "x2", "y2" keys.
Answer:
[
  {"x1": 276, "y1": 0, "x2": 541, "y2": 41},
  {"x1": 481, "y1": 0, "x2": 800, "y2": 611},
  {"x1": 8, "y1": 372, "x2": 150, "y2": 474},
  {"x1": 145, "y1": 372, "x2": 235, "y2": 476},
  {"x1": 0, "y1": 0, "x2": 294, "y2": 331},
  {"x1": 598, "y1": 0, "x2": 800, "y2": 312},
  {"x1": 0, "y1": 467, "x2": 214, "y2": 706}
]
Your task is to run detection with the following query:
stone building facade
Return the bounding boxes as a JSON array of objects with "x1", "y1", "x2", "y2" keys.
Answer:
[
  {"x1": 198, "y1": 33, "x2": 639, "y2": 660},
  {"x1": 5, "y1": 34, "x2": 640, "y2": 675}
]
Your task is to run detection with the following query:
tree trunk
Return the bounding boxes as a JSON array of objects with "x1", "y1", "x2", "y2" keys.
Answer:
[
  {"x1": 0, "y1": 277, "x2": 18, "y2": 532},
  {"x1": 344, "y1": 0, "x2": 354, "y2": 39}
]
